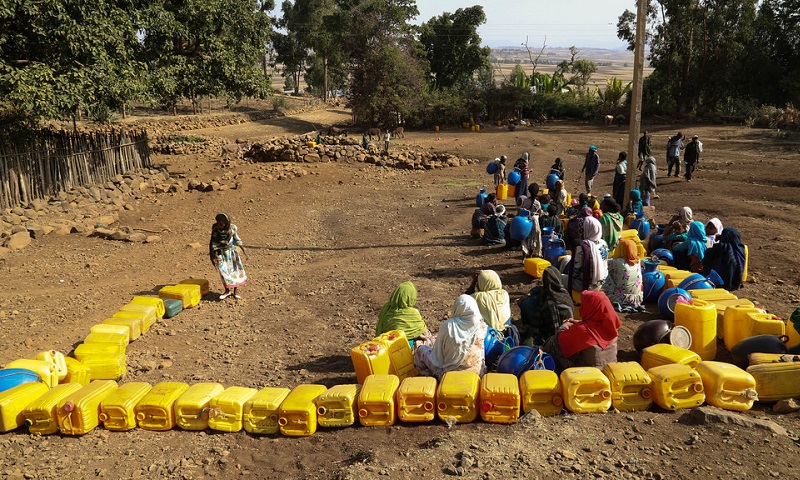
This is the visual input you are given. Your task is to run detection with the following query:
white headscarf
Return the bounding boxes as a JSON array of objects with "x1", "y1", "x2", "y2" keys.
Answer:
[
  {"x1": 678, "y1": 207, "x2": 693, "y2": 227},
  {"x1": 430, "y1": 295, "x2": 483, "y2": 371},
  {"x1": 706, "y1": 218, "x2": 723, "y2": 246},
  {"x1": 472, "y1": 270, "x2": 512, "y2": 331},
  {"x1": 583, "y1": 217, "x2": 608, "y2": 285}
]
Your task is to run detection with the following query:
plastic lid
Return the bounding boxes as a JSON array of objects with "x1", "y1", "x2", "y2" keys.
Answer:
[
  {"x1": 358, "y1": 409, "x2": 368, "y2": 418},
  {"x1": 668, "y1": 326, "x2": 693, "y2": 349},
  {"x1": 601, "y1": 390, "x2": 611, "y2": 399},
  {"x1": 553, "y1": 396, "x2": 563, "y2": 406},
  {"x1": 641, "y1": 388, "x2": 652, "y2": 399},
  {"x1": 437, "y1": 402, "x2": 447, "y2": 411},
  {"x1": 278, "y1": 417, "x2": 288, "y2": 426},
  {"x1": 318, "y1": 406, "x2": 327, "y2": 416},
  {"x1": 98, "y1": 413, "x2": 108, "y2": 422},
  {"x1": 481, "y1": 401, "x2": 493, "y2": 412},
  {"x1": 693, "y1": 383, "x2": 704, "y2": 393},
  {"x1": 424, "y1": 402, "x2": 434, "y2": 411},
  {"x1": 63, "y1": 401, "x2": 75, "y2": 413}
]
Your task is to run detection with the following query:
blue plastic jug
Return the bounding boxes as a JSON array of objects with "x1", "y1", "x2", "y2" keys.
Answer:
[
  {"x1": 476, "y1": 188, "x2": 488, "y2": 207},
  {"x1": 497, "y1": 346, "x2": 555, "y2": 377},
  {"x1": 543, "y1": 237, "x2": 566, "y2": 266},
  {"x1": 0, "y1": 368, "x2": 41, "y2": 393},
  {"x1": 510, "y1": 209, "x2": 533, "y2": 241},
  {"x1": 643, "y1": 269, "x2": 666, "y2": 303},
  {"x1": 631, "y1": 211, "x2": 650, "y2": 240},
  {"x1": 508, "y1": 170, "x2": 521, "y2": 186},
  {"x1": 486, "y1": 162, "x2": 498, "y2": 175},
  {"x1": 658, "y1": 288, "x2": 692, "y2": 320},
  {"x1": 545, "y1": 173, "x2": 560, "y2": 191}
]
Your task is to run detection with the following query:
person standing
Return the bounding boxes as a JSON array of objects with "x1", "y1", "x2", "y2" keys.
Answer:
[
  {"x1": 493, "y1": 155, "x2": 507, "y2": 188},
  {"x1": 383, "y1": 129, "x2": 391, "y2": 153},
  {"x1": 639, "y1": 156, "x2": 657, "y2": 206},
  {"x1": 514, "y1": 152, "x2": 530, "y2": 200},
  {"x1": 209, "y1": 213, "x2": 248, "y2": 300},
  {"x1": 580, "y1": 145, "x2": 600, "y2": 195},
  {"x1": 636, "y1": 131, "x2": 651, "y2": 170},
  {"x1": 612, "y1": 151, "x2": 627, "y2": 207},
  {"x1": 666, "y1": 132, "x2": 684, "y2": 178},
  {"x1": 683, "y1": 135, "x2": 702, "y2": 181}
]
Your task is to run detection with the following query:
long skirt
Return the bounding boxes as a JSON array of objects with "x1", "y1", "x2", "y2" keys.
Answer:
[{"x1": 216, "y1": 246, "x2": 247, "y2": 288}]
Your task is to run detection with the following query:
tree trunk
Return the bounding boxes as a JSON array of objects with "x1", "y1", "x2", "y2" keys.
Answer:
[
  {"x1": 323, "y1": 56, "x2": 329, "y2": 101},
  {"x1": 122, "y1": 103, "x2": 127, "y2": 119}
]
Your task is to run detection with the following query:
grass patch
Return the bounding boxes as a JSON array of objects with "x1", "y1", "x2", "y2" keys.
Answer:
[{"x1": 168, "y1": 134, "x2": 208, "y2": 144}]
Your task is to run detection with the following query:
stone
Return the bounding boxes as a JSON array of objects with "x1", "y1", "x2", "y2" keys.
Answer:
[
  {"x1": 109, "y1": 231, "x2": 130, "y2": 241},
  {"x1": 4, "y1": 231, "x2": 31, "y2": 250},
  {"x1": 303, "y1": 153, "x2": 321, "y2": 163},
  {"x1": 772, "y1": 398, "x2": 800, "y2": 414},
  {"x1": 52, "y1": 224, "x2": 73, "y2": 235},
  {"x1": 127, "y1": 233, "x2": 147, "y2": 243},
  {"x1": 145, "y1": 235, "x2": 161, "y2": 244},
  {"x1": 188, "y1": 242, "x2": 203, "y2": 250},
  {"x1": 0, "y1": 246, "x2": 10, "y2": 257},
  {"x1": 91, "y1": 228, "x2": 116, "y2": 239},
  {"x1": 10, "y1": 225, "x2": 27, "y2": 234},
  {"x1": 683, "y1": 406, "x2": 787, "y2": 436},
  {"x1": 70, "y1": 224, "x2": 89, "y2": 234},
  {"x1": 154, "y1": 184, "x2": 171, "y2": 194},
  {"x1": 98, "y1": 215, "x2": 117, "y2": 227}
]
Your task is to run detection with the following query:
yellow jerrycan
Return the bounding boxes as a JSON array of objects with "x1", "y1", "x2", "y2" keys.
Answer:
[
  {"x1": 350, "y1": 341, "x2": 391, "y2": 384},
  {"x1": 244, "y1": 387, "x2": 291, "y2": 435},
  {"x1": 640, "y1": 344, "x2": 702, "y2": 371},
  {"x1": 560, "y1": 367, "x2": 612, "y2": 414},
  {"x1": 159, "y1": 284, "x2": 201, "y2": 308},
  {"x1": 179, "y1": 278, "x2": 211, "y2": 296},
  {"x1": 207, "y1": 386, "x2": 258, "y2": 433},
  {"x1": 687, "y1": 288, "x2": 737, "y2": 302},
  {"x1": 396, "y1": 377, "x2": 437, "y2": 423},
  {"x1": 714, "y1": 299, "x2": 755, "y2": 340},
  {"x1": 81, "y1": 353, "x2": 127, "y2": 381},
  {"x1": 357, "y1": 374, "x2": 400, "y2": 427},
  {"x1": 523, "y1": 258, "x2": 551, "y2": 278},
  {"x1": 33, "y1": 350, "x2": 68, "y2": 382},
  {"x1": 83, "y1": 332, "x2": 129, "y2": 352},
  {"x1": 0, "y1": 382, "x2": 50, "y2": 432},
  {"x1": 57, "y1": 380, "x2": 119, "y2": 435},
  {"x1": 519, "y1": 370, "x2": 563, "y2": 416},
  {"x1": 315, "y1": 384, "x2": 361, "y2": 428},
  {"x1": 747, "y1": 312, "x2": 786, "y2": 337},
  {"x1": 748, "y1": 353, "x2": 800, "y2": 365},
  {"x1": 746, "y1": 362, "x2": 800, "y2": 402},
  {"x1": 4, "y1": 359, "x2": 59, "y2": 388},
  {"x1": 98, "y1": 382, "x2": 152, "y2": 431},
  {"x1": 674, "y1": 299, "x2": 717, "y2": 361},
  {"x1": 375, "y1": 330, "x2": 418, "y2": 381},
  {"x1": 695, "y1": 361, "x2": 756, "y2": 412},
  {"x1": 61, "y1": 357, "x2": 91, "y2": 386},
  {"x1": 175, "y1": 382, "x2": 225, "y2": 431},
  {"x1": 90, "y1": 323, "x2": 131, "y2": 338},
  {"x1": 278, "y1": 384, "x2": 327, "y2": 437},
  {"x1": 436, "y1": 371, "x2": 480, "y2": 424},
  {"x1": 135, "y1": 382, "x2": 190, "y2": 430},
  {"x1": 74, "y1": 342, "x2": 125, "y2": 358},
  {"x1": 479, "y1": 373, "x2": 521, "y2": 424},
  {"x1": 602, "y1": 362, "x2": 653, "y2": 412},
  {"x1": 23, "y1": 383, "x2": 83, "y2": 435},
  {"x1": 722, "y1": 304, "x2": 765, "y2": 351},
  {"x1": 646, "y1": 364, "x2": 705, "y2": 411},
  {"x1": 115, "y1": 303, "x2": 158, "y2": 334},
  {"x1": 786, "y1": 320, "x2": 800, "y2": 348},
  {"x1": 130, "y1": 296, "x2": 165, "y2": 319},
  {"x1": 496, "y1": 183, "x2": 508, "y2": 201},
  {"x1": 102, "y1": 316, "x2": 142, "y2": 341}
]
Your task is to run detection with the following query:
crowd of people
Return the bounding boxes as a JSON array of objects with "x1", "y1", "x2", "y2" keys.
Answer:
[{"x1": 371, "y1": 135, "x2": 748, "y2": 382}]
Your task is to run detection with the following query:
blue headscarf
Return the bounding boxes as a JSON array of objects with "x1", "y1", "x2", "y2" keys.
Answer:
[
  {"x1": 685, "y1": 221, "x2": 708, "y2": 260},
  {"x1": 629, "y1": 190, "x2": 643, "y2": 213}
]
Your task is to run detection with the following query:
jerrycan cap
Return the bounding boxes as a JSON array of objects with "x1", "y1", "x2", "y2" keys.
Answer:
[
  {"x1": 552, "y1": 396, "x2": 563, "y2": 406},
  {"x1": 424, "y1": 401, "x2": 434, "y2": 411},
  {"x1": 62, "y1": 401, "x2": 75, "y2": 413},
  {"x1": 481, "y1": 401, "x2": 493, "y2": 412}
]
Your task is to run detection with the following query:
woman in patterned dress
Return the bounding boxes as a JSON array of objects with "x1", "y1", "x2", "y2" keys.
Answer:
[{"x1": 209, "y1": 213, "x2": 248, "y2": 300}]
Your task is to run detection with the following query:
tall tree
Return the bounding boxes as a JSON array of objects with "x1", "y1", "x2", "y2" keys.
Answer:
[
  {"x1": 747, "y1": 0, "x2": 800, "y2": 106},
  {"x1": 418, "y1": 6, "x2": 491, "y2": 89}
]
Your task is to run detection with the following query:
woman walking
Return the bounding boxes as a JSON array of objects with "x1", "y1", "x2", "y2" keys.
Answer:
[{"x1": 209, "y1": 213, "x2": 248, "y2": 299}]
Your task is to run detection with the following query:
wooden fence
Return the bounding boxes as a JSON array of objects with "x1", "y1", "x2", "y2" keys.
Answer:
[{"x1": 0, "y1": 130, "x2": 150, "y2": 210}]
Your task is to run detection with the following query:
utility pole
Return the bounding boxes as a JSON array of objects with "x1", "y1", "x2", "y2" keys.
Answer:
[{"x1": 623, "y1": 0, "x2": 647, "y2": 210}]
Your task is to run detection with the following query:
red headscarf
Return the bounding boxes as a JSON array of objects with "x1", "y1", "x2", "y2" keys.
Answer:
[{"x1": 558, "y1": 291, "x2": 622, "y2": 357}]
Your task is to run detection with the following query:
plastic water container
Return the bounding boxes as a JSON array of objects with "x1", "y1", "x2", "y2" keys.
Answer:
[
  {"x1": 510, "y1": 209, "x2": 534, "y2": 241},
  {"x1": 663, "y1": 270, "x2": 694, "y2": 289},
  {"x1": 82, "y1": 353, "x2": 126, "y2": 381},
  {"x1": 688, "y1": 288, "x2": 737, "y2": 302},
  {"x1": 746, "y1": 362, "x2": 800, "y2": 402},
  {"x1": 630, "y1": 212, "x2": 650, "y2": 240},
  {"x1": 523, "y1": 257, "x2": 551, "y2": 278},
  {"x1": 278, "y1": 384, "x2": 328, "y2": 436},
  {"x1": 479, "y1": 373, "x2": 521, "y2": 424},
  {"x1": 162, "y1": 298, "x2": 183, "y2": 318},
  {"x1": 713, "y1": 299, "x2": 756, "y2": 340},
  {"x1": 102, "y1": 316, "x2": 142, "y2": 341},
  {"x1": 74, "y1": 342, "x2": 125, "y2": 359},
  {"x1": 646, "y1": 364, "x2": 705, "y2": 411},
  {"x1": 748, "y1": 352, "x2": 800, "y2": 365},
  {"x1": 57, "y1": 380, "x2": 119, "y2": 435},
  {"x1": 130, "y1": 296, "x2": 165, "y2": 319},
  {"x1": 358, "y1": 374, "x2": 400, "y2": 427},
  {"x1": 90, "y1": 324, "x2": 131, "y2": 338},
  {"x1": 508, "y1": 170, "x2": 521, "y2": 185},
  {"x1": 496, "y1": 183, "x2": 508, "y2": 201},
  {"x1": 657, "y1": 288, "x2": 691, "y2": 321},
  {"x1": 0, "y1": 368, "x2": 41, "y2": 393},
  {"x1": 23, "y1": 383, "x2": 83, "y2": 435},
  {"x1": 159, "y1": 284, "x2": 201, "y2": 309},
  {"x1": 602, "y1": 362, "x2": 653, "y2": 412},
  {"x1": 315, "y1": 384, "x2": 361, "y2": 428},
  {"x1": 244, "y1": 387, "x2": 291, "y2": 435},
  {"x1": 99, "y1": 382, "x2": 153, "y2": 431},
  {"x1": 84, "y1": 332, "x2": 129, "y2": 352},
  {"x1": 486, "y1": 162, "x2": 498, "y2": 175},
  {"x1": 678, "y1": 273, "x2": 714, "y2": 291},
  {"x1": 207, "y1": 386, "x2": 259, "y2": 433},
  {"x1": 115, "y1": 303, "x2": 158, "y2": 334},
  {"x1": 722, "y1": 305, "x2": 766, "y2": 350},
  {"x1": 747, "y1": 312, "x2": 786, "y2": 338},
  {"x1": 375, "y1": 330, "x2": 418, "y2": 381},
  {"x1": 545, "y1": 173, "x2": 560, "y2": 190},
  {"x1": 62, "y1": 357, "x2": 91, "y2": 386},
  {"x1": 559, "y1": 367, "x2": 612, "y2": 414},
  {"x1": 396, "y1": 377, "x2": 437, "y2": 423},
  {"x1": 543, "y1": 237, "x2": 566, "y2": 266},
  {"x1": 174, "y1": 382, "x2": 225, "y2": 431},
  {"x1": 4, "y1": 359, "x2": 58, "y2": 388},
  {"x1": 436, "y1": 371, "x2": 480, "y2": 424},
  {"x1": 476, "y1": 188, "x2": 488, "y2": 207},
  {"x1": 642, "y1": 268, "x2": 666, "y2": 303},
  {"x1": 674, "y1": 299, "x2": 717, "y2": 361},
  {"x1": 33, "y1": 351, "x2": 67, "y2": 381},
  {"x1": 0, "y1": 383, "x2": 50, "y2": 432},
  {"x1": 519, "y1": 370, "x2": 563, "y2": 416},
  {"x1": 695, "y1": 361, "x2": 756, "y2": 412},
  {"x1": 496, "y1": 346, "x2": 555, "y2": 377},
  {"x1": 350, "y1": 341, "x2": 391, "y2": 384},
  {"x1": 507, "y1": 184, "x2": 517, "y2": 198},
  {"x1": 640, "y1": 344, "x2": 702, "y2": 370},
  {"x1": 179, "y1": 278, "x2": 211, "y2": 296},
  {"x1": 135, "y1": 382, "x2": 190, "y2": 431}
]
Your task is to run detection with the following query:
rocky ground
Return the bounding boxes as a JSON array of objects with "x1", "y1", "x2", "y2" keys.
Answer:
[{"x1": 1, "y1": 106, "x2": 799, "y2": 479}]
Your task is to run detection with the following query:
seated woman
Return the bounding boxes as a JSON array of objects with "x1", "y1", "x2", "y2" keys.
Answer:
[
  {"x1": 516, "y1": 266, "x2": 574, "y2": 346},
  {"x1": 541, "y1": 290, "x2": 621, "y2": 372},
  {"x1": 376, "y1": 281, "x2": 429, "y2": 342},
  {"x1": 413, "y1": 294, "x2": 487, "y2": 380},
  {"x1": 564, "y1": 206, "x2": 594, "y2": 251},
  {"x1": 568, "y1": 216, "x2": 609, "y2": 295},
  {"x1": 627, "y1": 189, "x2": 643, "y2": 216},
  {"x1": 599, "y1": 198, "x2": 624, "y2": 250},
  {"x1": 467, "y1": 270, "x2": 512, "y2": 332},
  {"x1": 483, "y1": 205, "x2": 508, "y2": 246},
  {"x1": 702, "y1": 227, "x2": 746, "y2": 290},
  {"x1": 550, "y1": 157, "x2": 566, "y2": 180},
  {"x1": 603, "y1": 239, "x2": 644, "y2": 312},
  {"x1": 539, "y1": 203, "x2": 564, "y2": 237},
  {"x1": 551, "y1": 180, "x2": 569, "y2": 211},
  {"x1": 471, "y1": 194, "x2": 498, "y2": 238},
  {"x1": 516, "y1": 183, "x2": 542, "y2": 214},
  {"x1": 661, "y1": 206, "x2": 693, "y2": 247},
  {"x1": 672, "y1": 221, "x2": 707, "y2": 272},
  {"x1": 705, "y1": 217, "x2": 723, "y2": 247}
]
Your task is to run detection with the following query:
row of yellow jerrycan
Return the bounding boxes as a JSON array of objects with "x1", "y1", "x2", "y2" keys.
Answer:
[{"x1": 350, "y1": 330, "x2": 419, "y2": 384}]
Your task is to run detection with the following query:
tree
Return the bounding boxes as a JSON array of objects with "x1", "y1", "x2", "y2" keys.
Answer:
[
  {"x1": 596, "y1": 77, "x2": 632, "y2": 114},
  {"x1": 418, "y1": 6, "x2": 491, "y2": 90},
  {"x1": 554, "y1": 47, "x2": 597, "y2": 94},
  {"x1": 747, "y1": 0, "x2": 800, "y2": 107}
]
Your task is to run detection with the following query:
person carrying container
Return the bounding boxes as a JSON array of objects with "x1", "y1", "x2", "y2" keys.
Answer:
[{"x1": 209, "y1": 213, "x2": 248, "y2": 300}]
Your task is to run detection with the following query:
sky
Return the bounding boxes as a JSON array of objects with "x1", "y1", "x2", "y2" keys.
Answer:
[{"x1": 412, "y1": 0, "x2": 637, "y2": 50}]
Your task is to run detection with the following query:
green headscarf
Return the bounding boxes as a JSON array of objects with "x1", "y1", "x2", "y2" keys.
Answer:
[
  {"x1": 599, "y1": 212, "x2": 624, "y2": 250},
  {"x1": 376, "y1": 281, "x2": 427, "y2": 339}
]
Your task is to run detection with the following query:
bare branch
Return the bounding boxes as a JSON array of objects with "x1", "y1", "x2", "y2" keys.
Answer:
[{"x1": 522, "y1": 35, "x2": 547, "y2": 77}]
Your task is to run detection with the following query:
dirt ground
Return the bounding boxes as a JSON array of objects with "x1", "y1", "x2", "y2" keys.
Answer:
[{"x1": 1, "y1": 107, "x2": 799, "y2": 480}]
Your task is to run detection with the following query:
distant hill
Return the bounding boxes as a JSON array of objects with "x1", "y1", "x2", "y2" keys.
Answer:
[{"x1": 490, "y1": 46, "x2": 651, "y2": 68}]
